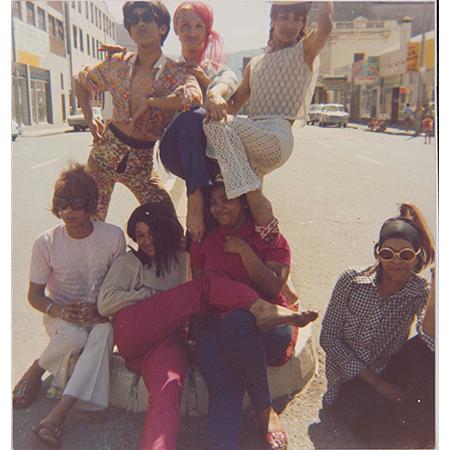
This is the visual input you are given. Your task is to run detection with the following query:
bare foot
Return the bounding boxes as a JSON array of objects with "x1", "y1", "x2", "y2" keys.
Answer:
[
  {"x1": 249, "y1": 300, "x2": 318, "y2": 332},
  {"x1": 187, "y1": 189, "x2": 205, "y2": 243},
  {"x1": 257, "y1": 407, "x2": 288, "y2": 450}
]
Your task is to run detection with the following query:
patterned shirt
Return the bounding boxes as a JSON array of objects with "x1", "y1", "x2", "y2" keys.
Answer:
[
  {"x1": 77, "y1": 52, "x2": 202, "y2": 141},
  {"x1": 320, "y1": 266, "x2": 432, "y2": 405},
  {"x1": 247, "y1": 41, "x2": 318, "y2": 123}
]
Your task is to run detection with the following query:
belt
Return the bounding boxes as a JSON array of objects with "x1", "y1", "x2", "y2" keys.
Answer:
[{"x1": 108, "y1": 122, "x2": 156, "y2": 150}]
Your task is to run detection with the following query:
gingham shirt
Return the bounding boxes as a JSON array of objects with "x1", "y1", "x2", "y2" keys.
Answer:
[{"x1": 320, "y1": 266, "x2": 433, "y2": 405}]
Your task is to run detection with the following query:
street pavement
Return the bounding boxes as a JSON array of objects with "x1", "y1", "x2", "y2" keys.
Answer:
[{"x1": 12, "y1": 125, "x2": 436, "y2": 449}]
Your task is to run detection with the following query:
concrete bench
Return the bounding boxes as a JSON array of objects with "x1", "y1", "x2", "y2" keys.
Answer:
[{"x1": 109, "y1": 323, "x2": 317, "y2": 415}]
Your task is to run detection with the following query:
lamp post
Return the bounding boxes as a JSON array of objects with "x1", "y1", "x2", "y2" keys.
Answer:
[{"x1": 414, "y1": 2, "x2": 427, "y2": 136}]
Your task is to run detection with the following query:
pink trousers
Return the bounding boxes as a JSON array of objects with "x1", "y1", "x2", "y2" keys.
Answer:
[{"x1": 113, "y1": 273, "x2": 259, "y2": 450}]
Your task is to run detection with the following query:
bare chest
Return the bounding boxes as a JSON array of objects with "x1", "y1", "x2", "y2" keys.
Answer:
[{"x1": 130, "y1": 69, "x2": 156, "y2": 115}]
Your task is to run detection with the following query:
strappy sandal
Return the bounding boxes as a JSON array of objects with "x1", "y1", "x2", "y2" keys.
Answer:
[
  {"x1": 32, "y1": 421, "x2": 63, "y2": 448},
  {"x1": 265, "y1": 430, "x2": 288, "y2": 450},
  {"x1": 12, "y1": 377, "x2": 41, "y2": 409}
]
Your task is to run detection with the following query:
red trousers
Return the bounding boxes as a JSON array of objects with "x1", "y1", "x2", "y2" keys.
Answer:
[{"x1": 113, "y1": 273, "x2": 259, "y2": 450}]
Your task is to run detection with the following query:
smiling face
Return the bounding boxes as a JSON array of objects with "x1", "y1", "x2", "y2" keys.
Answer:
[
  {"x1": 135, "y1": 221, "x2": 156, "y2": 257},
  {"x1": 377, "y1": 238, "x2": 418, "y2": 284},
  {"x1": 175, "y1": 9, "x2": 207, "y2": 55},
  {"x1": 210, "y1": 185, "x2": 248, "y2": 230},
  {"x1": 271, "y1": 10, "x2": 306, "y2": 46},
  {"x1": 128, "y1": 6, "x2": 168, "y2": 47}
]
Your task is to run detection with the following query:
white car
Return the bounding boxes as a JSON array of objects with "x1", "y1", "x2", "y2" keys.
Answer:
[
  {"x1": 319, "y1": 104, "x2": 349, "y2": 127},
  {"x1": 12, "y1": 119, "x2": 21, "y2": 141},
  {"x1": 68, "y1": 107, "x2": 102, "y2": 131},
  {"x1": 307, "y1": 104, "x2": 325, "y2": 125}
]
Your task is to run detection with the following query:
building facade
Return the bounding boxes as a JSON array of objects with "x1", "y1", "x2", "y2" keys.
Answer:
[{"x1": 12, "y1": 1, "x2": 117, "y2": 127}]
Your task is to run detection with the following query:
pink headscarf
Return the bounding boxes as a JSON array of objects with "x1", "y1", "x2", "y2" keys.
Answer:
[{"x1": 174, "y1": 1, "x2": 226, "y2": 65}]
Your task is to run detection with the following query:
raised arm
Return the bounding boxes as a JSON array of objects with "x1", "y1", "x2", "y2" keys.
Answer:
[{"x1": 303, "y1": 2, "x2": 333, "y2": 69}]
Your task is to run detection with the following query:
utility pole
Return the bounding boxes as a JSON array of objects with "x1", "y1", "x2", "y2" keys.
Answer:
[{"x1": 414, "y1": 2, "x2": 427, "y2": 135}]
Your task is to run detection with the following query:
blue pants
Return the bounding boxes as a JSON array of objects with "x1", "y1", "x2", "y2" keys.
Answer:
[
  {"x1": 159, "y1": 108, "x2": 219, "y2": 195},
  {"x1": 196, "y1": 310, "x2": 292, "y2": 450}
]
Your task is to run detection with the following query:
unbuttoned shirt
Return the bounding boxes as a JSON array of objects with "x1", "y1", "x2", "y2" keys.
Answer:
[
  {"x1": 77, "y1": 52, "x2": 202, "y2": 141},
  {"x1": 320, "y1": 266, "x2": 433, "y2": 405}
]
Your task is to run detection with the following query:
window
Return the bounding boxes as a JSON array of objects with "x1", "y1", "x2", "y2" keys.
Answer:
[
  {"x1": 48, "y1": 14, "x2": 56, "y2": 36},
  {"x1": 99, "y1": 11, "x2": 102, "y2": 30},
  {"x1": 56, "y1": 19, "x2": 64, "y2": 40},
  {"x1": 60, "y1": 73, "x2": 64, "y2": 89},
  {"x1": 71, "y1": 1, "x2": 76, "y2": 9},
  {"x1": 79, "y1": 29, "x2": 84, "y2": 52},
  {"x1": 87, "y1": 33, "x2": 90, "y2": 55},
  {"x1": 92, "y1": 36, "x2": 95, "y2": 57},
  {"x1": 90, "y1": 3, "x2": 94, "y2": 23},
  {"x1": 96, "y1": 40, "x2": 100, "y2": 59},
  {"x1": 37, "y1": 7, "x2": 46, "y2": 31},
  {"x1": 95, "y1": 7, "x2": 98, "y2": 27},
  {"x1": 72, "y1": 25, "x2": 78, "y2": 49},
  {"x1": 85, "y1": 2, "x2": 89, "y2": 19},
  {"x1": 78, "y1": 1, "x2": 82, "y2": 13},
  {"x1": 26, "y1": 2, "x2": 36, "y2": 26},
  {"x1": 13, "y1": 2, "x2": 22, "y2": 19}
]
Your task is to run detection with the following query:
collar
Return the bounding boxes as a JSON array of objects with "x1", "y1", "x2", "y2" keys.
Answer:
[
  {"x1": 127, "y1": 51, "x2": 167, "y2": 80},
  {"x1": 216, "y1": 219, "x2": 254, "y2": 239},
  {"x1": 353, "y1": 267, "x2": 427, "y2": 301}
]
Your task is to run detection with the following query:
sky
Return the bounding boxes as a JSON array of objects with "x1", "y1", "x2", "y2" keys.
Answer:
[{"x1": 106, "y1": 1, "x2": 274, "y2": 55}]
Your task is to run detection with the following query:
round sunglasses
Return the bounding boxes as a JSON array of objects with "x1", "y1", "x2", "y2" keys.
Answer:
[
  {"x1": 126, "y1": 10, "x2": 156, "y2": 27},
  {"x1": 54, "y1": 197, "x2": 88, "y2": 212},
  {"x1": 377, "y1": 247, "x2": 420, "y2": 262}
]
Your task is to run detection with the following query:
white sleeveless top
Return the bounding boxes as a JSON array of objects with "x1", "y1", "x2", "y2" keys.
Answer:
[{"x1": 247, "y1": 41, "x2": 319, "y2": 123}]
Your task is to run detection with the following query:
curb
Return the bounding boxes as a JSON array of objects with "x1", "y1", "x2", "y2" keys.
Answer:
[
  {"x1": 21, "y1": 128, "x2": 73, "y2": 138},
  {"x1": 109, "y1": 322, "x2": 317, "y2": 415}
]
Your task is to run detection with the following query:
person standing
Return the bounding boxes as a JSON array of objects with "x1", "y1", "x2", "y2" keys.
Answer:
[
  {"x1": 74, "y1": 1, "x2": 202, "y2": 221},
  {"x1": 12, "y1": 164, "x2": 125, "y2": 448},
  {"x1": 403, "y1": 103, "x2": 414, "y2": 131}
]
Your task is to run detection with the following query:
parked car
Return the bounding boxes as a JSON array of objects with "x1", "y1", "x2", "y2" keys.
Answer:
[
  {"x1": 307, "y1": 104, "x2": 325, "y2": 125},
  {"x1": 12, "y1": 119, "x2": 21, "y2": 141},
  {"x1": 318, "y1": 104, "x2": 349, "y2": 127},
  {"x1": 68, "y1": 107, "x2": 102, "y2": 131}
]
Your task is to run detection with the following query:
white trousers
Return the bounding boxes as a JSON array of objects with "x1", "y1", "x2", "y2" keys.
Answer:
[
  {"x1": 203, "y1": 116, "x2": 294, "y2": 199},
  {"x1": 39, "y1": 315, "x2": 114, "y2": 410}
]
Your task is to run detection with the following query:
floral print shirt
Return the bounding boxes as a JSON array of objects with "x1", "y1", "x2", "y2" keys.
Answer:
[{"x1": 77, "y1": 52, "x2": 202, "y2": 140}]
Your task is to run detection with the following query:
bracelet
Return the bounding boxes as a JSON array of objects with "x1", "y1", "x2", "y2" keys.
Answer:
[{"x1": 46, "y1": 302, "x2": 55, "y2": 316}]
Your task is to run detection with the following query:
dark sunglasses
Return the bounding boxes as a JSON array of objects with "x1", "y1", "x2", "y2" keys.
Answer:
[
  {"x1": 126, "y1": 10, "x2": 156, "y2": 26},
  {"x1": 54, "y1": 197, "x2": 88, "y2": 212},
  {"x1": 377, "y1": 247, "x2": 420, "y2": 262}
]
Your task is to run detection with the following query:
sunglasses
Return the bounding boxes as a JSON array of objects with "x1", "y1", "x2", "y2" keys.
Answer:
[
  {"x1": 377, "y1": 247, "x2": 420, "y2": 262},
  {"x1": 54, "y1": 197, "x2": 88, "y2": 212},
  {"x1": 126, "y1": 10, "x2": 156, "y2": 27}
]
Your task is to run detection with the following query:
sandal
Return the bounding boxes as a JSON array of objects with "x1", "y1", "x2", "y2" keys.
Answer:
[
  {"x1": 12, "y1": 377, "x2": 41, "y2": 409},
  {"x1": 32, "y1": 421, "x2": 63, "y2": 448},
  {"x1": 265, "y1": 431, "x2": 288, "y2": 450}
]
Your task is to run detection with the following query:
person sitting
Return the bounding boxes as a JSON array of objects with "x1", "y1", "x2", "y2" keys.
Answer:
[
  {"x1": 320, "y1": 203, "x2": 435, "y2": 447},
  {"x1": 191, "y1": 177, "x2": 317, "y2": 450},
  {"x1": 98, "y1": 202, "x2": 190, "y2": 450},
  {"x1": 12, "y1": 163, "x2": 125, "y2": 448}
]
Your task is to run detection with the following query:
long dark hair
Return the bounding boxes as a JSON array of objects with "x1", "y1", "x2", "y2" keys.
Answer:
[
  {"x1": 268, "y1": 2, "x2": 311, "y2": 46},
  {"x1": 126, "y1": 202, "x2": 184, "y2": 276}
]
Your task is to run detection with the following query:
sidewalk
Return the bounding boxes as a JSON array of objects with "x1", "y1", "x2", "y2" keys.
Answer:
[
  {"x1": 20, "y1": 123, "x2": 73, "y2": 138},
  {"x1": 347, "y1": 122, "x2": 418, "y2": 137}
]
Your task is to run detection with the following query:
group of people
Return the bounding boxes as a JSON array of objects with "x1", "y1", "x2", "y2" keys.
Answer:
[{"x1": 12, "y1": 1, "x2": 435, "y2": 450}]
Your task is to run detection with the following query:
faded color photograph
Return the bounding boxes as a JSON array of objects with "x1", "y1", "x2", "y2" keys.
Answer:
[{"x1": 12, "y1": 1, "x2": 436, "y2": 449}]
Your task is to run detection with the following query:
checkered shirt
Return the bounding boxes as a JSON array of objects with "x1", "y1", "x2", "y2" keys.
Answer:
[{"x1": 320, "y1": 266, "x2": 432, "y2": 405}]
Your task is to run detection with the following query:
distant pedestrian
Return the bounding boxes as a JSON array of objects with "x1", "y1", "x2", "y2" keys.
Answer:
[
  {"x1": 320, "y1": 203, "x2": 435, "y2": 447},
  {"x1": 422, "y1": 115, "x2": 433, "y2": 144},
  {"x1": 403, "y1": 103, "x2": 414, "y2": 131}
]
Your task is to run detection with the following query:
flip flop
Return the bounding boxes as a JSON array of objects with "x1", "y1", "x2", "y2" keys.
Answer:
[
  {"x1": 32, "y1": 421, "x2": 63, "y2": 448},
  {"x1": 265, "y1": 430, "x2": 288, "y2": 450},
  {"x1": 12, "y1": 378, "x2": 41, "y2": 409}
]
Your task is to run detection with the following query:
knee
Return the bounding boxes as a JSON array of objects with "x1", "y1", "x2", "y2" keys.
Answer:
[{"x1": 54, "y1": 325, "x2": 89, "y2": 355}]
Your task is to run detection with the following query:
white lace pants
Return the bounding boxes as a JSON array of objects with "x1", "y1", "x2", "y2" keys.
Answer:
[{"x1": 203, "y1": 116, "x2": 294, "y2": 199}]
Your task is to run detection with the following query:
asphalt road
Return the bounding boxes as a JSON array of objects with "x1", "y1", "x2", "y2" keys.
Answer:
[{"x1": 12, "y1": 125, "x2": 436, "y2": 449}]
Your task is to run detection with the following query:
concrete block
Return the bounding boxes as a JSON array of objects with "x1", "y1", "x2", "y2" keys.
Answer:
[{"x1": 109, "y1": 323, "x2": 317, "y2": 415}]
